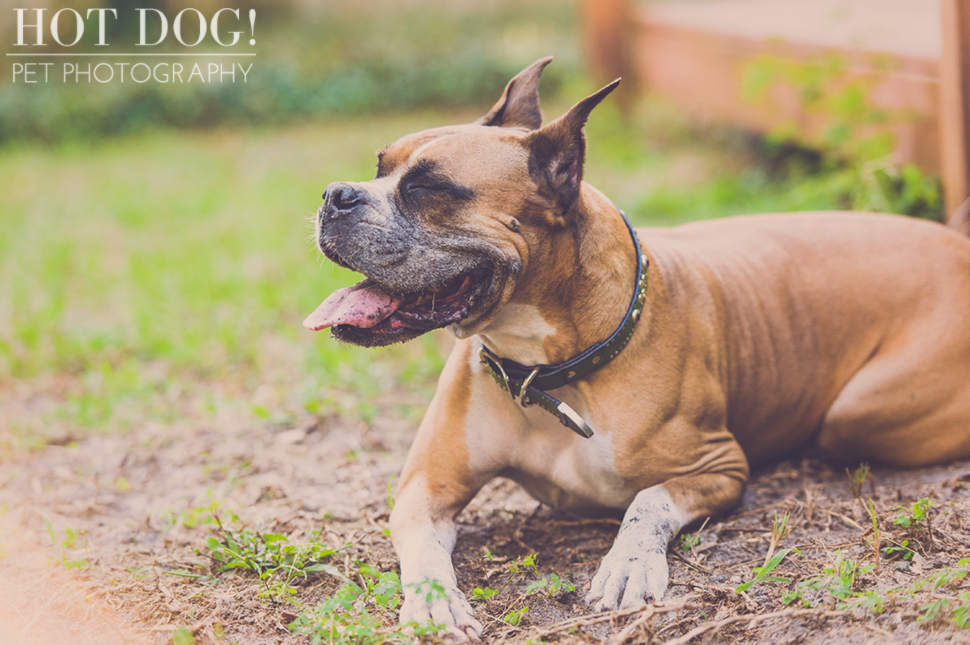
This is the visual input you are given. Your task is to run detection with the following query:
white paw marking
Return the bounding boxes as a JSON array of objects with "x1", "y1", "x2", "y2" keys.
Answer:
[{"x1": 586, "y1": 486, "x2": 687, "y2": 611}]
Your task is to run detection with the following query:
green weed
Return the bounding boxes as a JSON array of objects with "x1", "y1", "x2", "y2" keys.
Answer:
[
  {"x1": 911, "y1": 559, "x2": 970, "y2": 627},
  {"x1": 470, "y1": 548, "x2": 577, "y2": 635},
  {"x1": 507, "y1": 553, "x2": 540, "y2": 577},
  {"x1": 781, "y1": 553, "x2": 970, "y2": 629},
  {"x1": 679, "y1": 532, "x2": 702, "y2": 554},
  {"x1": 503, "y1": 606, "x2": 529, "y2": 626},
  {"x1": 524, "y1": 573, "x2": 576, "y2": 597},
  {"x1": 893, "y1": 497, "x2": 936, "y2": 553},
  {"x1": 289, "y1": 568, "x2": 446, "y2": 645},
  {"x1": 847, "y1": 463, "x2": 870, "y2": 498},
  {"x1": 882, "y1": 538, "x2": 917, "y2": 561},
  {"x1": 159, "y1": 491, "x2": 237, "y2": 532},
  {"x1": 955, "y1": 599, "x2": 970, "y2": 629},
  {"x1": 43, "y1": 515, "x2": 88, "y2": 570},
  {"x1": 762, "y1": 511, "x2": 793, "y2": 569},
  {"x1": 894, "y1": 497, "x2": 935, "y2": 529},
  {"x1": 501, "y1": 552, "x2": 575, "y2": 598},
  {"x1": 864, "y1": 498, "x2": 882, "y2": 572},
  {"x1": 471, "y1": 586, "x2": 500, "y2": 602},
  {"x1": 783, "y1": 550, "x2": 874, "y2": 608},
  {"x1": 678, "y1": 517, "x2": 709, "y2": 555},
  {"x1": 736, "y1": 547, "x2": 798, "y2": 594},
  {"x1": 924, "y1": 558, "x2": 970, "y2": 591},
  {"x1": 204, "y1": 521, "x2": 349, "y2": 601}
]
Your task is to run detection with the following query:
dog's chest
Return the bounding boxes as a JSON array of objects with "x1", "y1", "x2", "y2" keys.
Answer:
[
  {"x1": 463, "y1": 346, "x2": 634, "y2": 512},
  {"x1": 499, "y1": 401, "x2": 633, "y2": 512}
]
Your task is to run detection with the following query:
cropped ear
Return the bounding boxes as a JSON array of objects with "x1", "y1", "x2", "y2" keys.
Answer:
[
  {"x1": 475, "y1": 56, "x2": 554, "y2": 130},
  {"x1": 524, "y1": 79, "x2": 620, "y2": 206}
]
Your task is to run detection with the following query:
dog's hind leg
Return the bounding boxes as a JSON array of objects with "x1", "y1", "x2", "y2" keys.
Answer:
[{"x1": 816, "y1": 329, "x2": 970, "y2": 467}]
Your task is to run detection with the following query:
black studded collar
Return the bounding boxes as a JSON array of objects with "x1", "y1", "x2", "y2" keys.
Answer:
[{"x1": 479, "y1": 209, "x2": 648, "y2": 438}]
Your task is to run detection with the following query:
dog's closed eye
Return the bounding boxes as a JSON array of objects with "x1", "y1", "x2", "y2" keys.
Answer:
[
  {"x1": 408, "y1": 183, "x2": 441, "y2": 194},
  {"x1": 404, "y1": 180, "x2": 474, "y2": 202}
]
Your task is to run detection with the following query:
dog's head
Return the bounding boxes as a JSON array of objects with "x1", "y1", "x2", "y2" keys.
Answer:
[{"x1": 304, "y1": 57, "x2": 619, "y2": 347}]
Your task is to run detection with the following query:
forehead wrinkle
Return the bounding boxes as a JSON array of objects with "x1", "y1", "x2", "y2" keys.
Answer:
[
  {"x1": 407, "y1": 133, "x2": 456, "y2": 166},
  {"x1": 433, "y1": 133, "x2": 530, "y2": 184}
]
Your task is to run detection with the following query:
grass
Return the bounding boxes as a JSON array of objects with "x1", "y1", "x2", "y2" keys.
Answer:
[
  {"x1": 191, "y1": 517, "x2": 581, "y2": 642},
  {"x1": 0, "y1": 112, "x2": 464, "y2": 452}
]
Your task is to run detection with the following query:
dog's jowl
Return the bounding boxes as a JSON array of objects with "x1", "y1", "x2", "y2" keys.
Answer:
[{"x1": 304, "y1": 57, "x2": 970, "y2": 638}]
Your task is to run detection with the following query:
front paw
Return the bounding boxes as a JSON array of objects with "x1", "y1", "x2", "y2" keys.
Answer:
[
  {"x1": 400, "y1": 581, "x2": 484, "y2": 640},
  {"x1": 586, "y1": 548, "x2": 669, "y2": 611}
]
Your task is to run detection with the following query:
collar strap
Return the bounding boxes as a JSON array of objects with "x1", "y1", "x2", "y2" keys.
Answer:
[{"x1": 479, "y1": 209, "x2": 648, "y2": 438}]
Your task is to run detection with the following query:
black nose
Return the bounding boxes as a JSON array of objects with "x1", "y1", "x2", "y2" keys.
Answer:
[{"x1": 323, "y1": 182, "x2": 363, "y2": 216}]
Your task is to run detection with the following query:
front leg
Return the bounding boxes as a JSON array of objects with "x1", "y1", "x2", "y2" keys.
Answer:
[
  {"x1": 587, "y1": 472, "x2": 745, "y2": 610},
  {"x1": 391, "y1": 475, "x2": 484, "y2": 639},
  {"x1": 389, "y1": 341, "x2": 508, "y2": 639}
]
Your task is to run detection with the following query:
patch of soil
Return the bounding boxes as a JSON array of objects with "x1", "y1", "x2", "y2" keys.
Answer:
[{"x1": 2, "y1": 398, "x2": 970, "y2": 644}]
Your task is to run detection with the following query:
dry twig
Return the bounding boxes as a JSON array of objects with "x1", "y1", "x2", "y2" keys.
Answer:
[
  {"x1": 661, "y1": 607, "x2": 845, "y2": 645},
  {"x1": 816, "y1": 507, "x2": 865, "y2": 530},
  {"x1": 534, "y1": 596, "x2": 695, "y2": 641},
  {"x1": 669, "y1": 549, "x2": 712, "y2": 575},
  {"x1": 606, "y1": 597, "x2": 697, "y2": 645},
  {"x1": 606, "y1": 596, "x2": 694, "y2": 645}
]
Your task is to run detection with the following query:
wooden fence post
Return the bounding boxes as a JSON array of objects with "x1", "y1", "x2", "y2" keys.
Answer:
[
  {"x1": 580, "y1": 0, "x2": 635, "y2": 109},
  {"x1": 940, "y1": 0, "x2": 970, "y2": 222}
]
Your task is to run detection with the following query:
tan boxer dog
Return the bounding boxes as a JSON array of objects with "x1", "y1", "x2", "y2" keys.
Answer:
[{"x1": 303, "y1": 57, "x2": 970, "y2": 638}]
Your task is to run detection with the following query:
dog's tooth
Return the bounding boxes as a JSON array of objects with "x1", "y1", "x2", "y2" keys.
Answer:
[{"x1": 437, "y1": 277, "x2": 460, "y2": 295}]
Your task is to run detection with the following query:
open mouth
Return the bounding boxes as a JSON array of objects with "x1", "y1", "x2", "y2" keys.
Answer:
[{"x1": 303, "y1": 268, "x2": 493, "y2": 343}]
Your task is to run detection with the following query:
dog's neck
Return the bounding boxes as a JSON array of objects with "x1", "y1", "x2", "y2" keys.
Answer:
[{"x1": 478, "y1": 185, "x2": 639, "y2": 366}]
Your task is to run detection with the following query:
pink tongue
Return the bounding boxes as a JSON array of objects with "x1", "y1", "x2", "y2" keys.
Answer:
[{"x1": 303, "y1": 281, "x2": 402, "y2": 331}]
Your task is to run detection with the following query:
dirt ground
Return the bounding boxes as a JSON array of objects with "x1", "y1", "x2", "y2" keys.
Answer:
[{"x1": 3, "y1": 381, "x2": 970, "y2": 645}]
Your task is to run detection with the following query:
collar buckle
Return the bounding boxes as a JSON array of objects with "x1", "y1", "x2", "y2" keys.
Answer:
[
  {"x1": 479, "y1": 345, "x2": 514, "y2": 402},
  {"x1": 518, "y1": 367, "x2": 540, "y2": 407}
]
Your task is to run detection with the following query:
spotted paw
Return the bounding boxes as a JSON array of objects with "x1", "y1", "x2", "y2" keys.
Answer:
[{"x1": 586, "y1": 548, "x2": 669, "y2": 611}]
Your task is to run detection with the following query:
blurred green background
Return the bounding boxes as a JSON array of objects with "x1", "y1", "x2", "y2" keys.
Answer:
[
  {"x1": 0, "y1": 0, "x2": 577, "y2": 142},
  {"x1": 0, "y1": 0, "x2": 943, "y2": 454}
]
